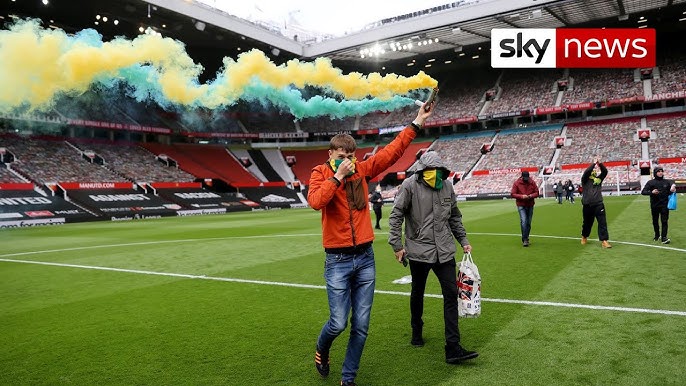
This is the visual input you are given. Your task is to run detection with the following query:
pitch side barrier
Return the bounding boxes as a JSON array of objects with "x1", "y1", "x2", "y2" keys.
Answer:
[
  {"x1": 153, "y1": 187, "x2": 253, "y2": 213},
  {"x1": 239, "y1": 186, "x2": 305, "y2": 209},
  {"x1": 66, "y1": 187, "x2": 180, "y2": 221},
  {"x1": 0, "y1": 183, "x2": 97, "y2": 228}
]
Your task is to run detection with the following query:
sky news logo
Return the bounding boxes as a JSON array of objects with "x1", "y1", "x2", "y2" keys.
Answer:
[{"x1": 491, "y1": 28, "x2": 656, "y2": 68}]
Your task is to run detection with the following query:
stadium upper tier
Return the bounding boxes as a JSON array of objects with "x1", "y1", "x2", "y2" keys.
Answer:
[{"x1": 2, "y1": 60, "x2": 684, "y2": 137}]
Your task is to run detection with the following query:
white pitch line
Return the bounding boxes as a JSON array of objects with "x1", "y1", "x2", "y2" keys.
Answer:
[
  {"x1": 0, "y1": 233, "x2": 324, "y2": 258},
  {"x1": 1, "y1": 257, "x2": 685, "y2": 317},
  {"x1": 0, "y1": 232, "x2": 683, "y2": 259},
  {"x1": 470, "y1": 232, "x2": 686, "y2": 253}
]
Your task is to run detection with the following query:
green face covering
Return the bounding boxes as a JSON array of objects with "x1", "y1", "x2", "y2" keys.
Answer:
[
  {"x1": 329, "y1": 157, "x2": 356, "y2": 176},
  {"x1": 423, "y1": 169, "x2": 443, "y2": 190},
  {"x1": 591, "y1": 170, "x2": 601, "y2": 185}
]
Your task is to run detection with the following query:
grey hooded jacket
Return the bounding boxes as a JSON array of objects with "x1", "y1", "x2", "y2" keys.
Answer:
[{"x1": 388, "y1": 151, "x2": 469, "y2": 264}]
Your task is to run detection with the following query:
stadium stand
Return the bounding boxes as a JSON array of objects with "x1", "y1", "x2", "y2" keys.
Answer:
[
  {"x1": 563, "y1": 69, "x2": 643, "y2": 104},
  {"x1": 67, "y1": 139, "x2": 196, "y2": 183},
  {"x1": 1, "y1": 135, "x2": 124, "y2": 184},
  {"x1": 299, "y1": 115, "x2": 356, "y2": 133},
  {"x1": 280, "y1": 147, "x2": 330, "y2": 185},
  {"x1": 0, "y1": 164, "x2": 26, "y2": 183},
  {"x1": 647, "y1": 115, "x2": 686, "y2": 159},
  {"x1": 478, "y1": 125, "x2": 563, "y2": 170},
  {"x1": 487, "y1": 69, "x2": 562, "y2": 114},
  {"x1": 456, "y1": 173, "x2": 543, "y2": 196},
  {"x1": 431, "y1": 132, "x2": 496, "y2": 174},
  {"x1": 370, "y1": 140, "x2": 433, "y2": 183},
  {"x1": 558, "y1": 120, "x2": 641, "y2": 165},
  {"x1": 652, "y1": 61, "x2": 686, "y2": 95}
]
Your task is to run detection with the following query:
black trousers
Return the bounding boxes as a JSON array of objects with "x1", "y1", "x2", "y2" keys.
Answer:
[
  {"x1": 409, "y1": 259, "x2": 460, "y2": 345},
  {"x1": 651, "y1": 206, "x2": 670, "y2": 239},
  {"x1": 373, "y1": 206, "x2": 382, "y2": 228},
  {"x1": 582, "y1": 203, "x2": 609, "y2": 241}
]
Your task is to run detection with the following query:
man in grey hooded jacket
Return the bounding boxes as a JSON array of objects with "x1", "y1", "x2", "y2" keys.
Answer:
[{"x1": 388, "y1": 150, "x2": 478, "y2": 364}]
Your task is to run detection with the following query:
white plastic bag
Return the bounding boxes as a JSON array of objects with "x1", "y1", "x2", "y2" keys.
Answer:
[{"x1": 457, "y1": 252, "x2": 481, "y2": 318}]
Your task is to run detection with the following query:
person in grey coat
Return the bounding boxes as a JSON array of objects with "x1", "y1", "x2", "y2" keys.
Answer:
[{"x1": 388, "y1": 150, "x2": 478, "y2": 364}]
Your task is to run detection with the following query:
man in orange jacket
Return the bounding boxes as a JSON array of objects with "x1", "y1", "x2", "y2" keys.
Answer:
[{"x1": 309, "y1": 102, "x2": 434, "y2": 386}]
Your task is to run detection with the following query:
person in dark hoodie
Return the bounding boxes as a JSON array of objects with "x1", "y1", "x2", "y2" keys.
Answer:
[
  {"x1": 388, "y1": 150, "x2": 478, "y2": 365},
  {"x1": 580, "y1": 158, "x2": 611, "y2": 248},
  {"x1": 641, "y1": 166, "x2": 676, "y2": 244},
  {"x1": 510, "y1": 171, "x2": 540, "y2": 247},
  {"x1": 370, "y1": 185, "x2": 384, "y2": 230}
]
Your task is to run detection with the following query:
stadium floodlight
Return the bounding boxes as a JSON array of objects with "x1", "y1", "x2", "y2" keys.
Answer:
[
  {"x1": 195, "y1": 21, "x2": 206, "y2": 31},
  {"x1": 618, "y1": 14, "x2": 629, "y2": 21},
  {"x1": 452, "y1": 27, "x2": 461, "y2": 34}
]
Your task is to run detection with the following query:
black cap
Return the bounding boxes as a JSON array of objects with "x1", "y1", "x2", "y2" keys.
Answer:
[{"x1": 521, "y1": 171, "x2": 530, "y2": 181}]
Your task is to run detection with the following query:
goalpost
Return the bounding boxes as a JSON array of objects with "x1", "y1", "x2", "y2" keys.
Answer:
[{"x1": 541, "y1": 171, "x2": 621, "y2": 199}]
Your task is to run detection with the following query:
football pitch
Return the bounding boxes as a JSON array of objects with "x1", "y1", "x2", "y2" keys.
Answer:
[{"x1": 1, "y1": 195, "x2": 685, "y2": 385}]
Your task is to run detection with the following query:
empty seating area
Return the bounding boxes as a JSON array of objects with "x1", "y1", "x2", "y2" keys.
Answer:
[
  {"x1": 53, "y1": 91, "x2": 131, "y2": 123},
  {"x1": 478, "y1": 127, "x2": 561, "y2": 170},
  {"x1": 429, "y1": 83, "x2": 487, "y2": 120},
  {"x1": 142, "y1": 142, "x2": 223, "y2": 180},
  {"x1": 563, "y1": 69, "x2": 642, "y2": 103},
  {"x1": 652, "y1": 62, "x2": 686, "y2": 94},
  {"x1": 281, "y1": 148, "x2": 330, "y2": 184},
  {"x1": 558, "y1": 122, "x2": 640, "y2": 165},
  {"x1": 370, "y1": 141, "x2": 431, "y2": 182},
  {"x1": 487, "y1": 69, "x2": 562, "y2": 114},
  {"x1": 237, "y1": 111, "x2": 296, "y2": 133},
  {"x1": 1, "y1": 136, "x2": 122, "y2": 183},
  {"x1": 70, "y1": 141, "x2": 196, "y2": 183},
  {"x1": 547, "y1": 164, "x2": 639, "y2": 189},
  {"x1": 0, "y1": 166, "x2": 25, "y2": 183},
  {"x1": 300, "y1": 115, "x2": 356, "y2": 132},
  {"x1": 171, "y1": 143, "x2": 261, "y2": 185},
  {"x1": 358, "y1": 111, "x2": 392, "y2": 131},
  {"x1": 456, "y1": 173, "x2": 542, "y2": 196},
  {"x1": 657, "y1": 163, "x2": 686, "y2": 179},
  {"x1": 431, "y1": 133, "x2": 495, "y2": 173},
  {"x1": 648, "y1": 116, "x2": 686, "y2": 159}
]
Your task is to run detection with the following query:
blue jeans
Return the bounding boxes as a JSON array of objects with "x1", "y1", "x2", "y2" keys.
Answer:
[
  {"x1": 517, "y1": 205, "x2": 534, "y2": 241},
  {"x1": 317, "y1": 246, "x2": 376, "y2": 383}
]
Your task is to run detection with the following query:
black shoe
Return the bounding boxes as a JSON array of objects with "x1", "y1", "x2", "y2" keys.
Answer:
[
  {"x1": 522, "y1": 239, "x2": 529, "y2": 247},
  {"x1": 411, "y1": 328, "x2": 425, "y2": 347},
  {"x1": 445, "y1": 344, "x2": 479, "y2": 364},
  {"x1": 315, "y1": 348, "x2": 330, "y2": 378},
  {"x1": 662, "y1": 238, "x2": 671, "y2": 244},
  {"x1": 375, "y1": 226, "x2": 381, "y2": 230},
  {"x1": 341, "y1": 381, "x2": 357, "y2": 386},
  {"x1": 654, "y1": 237, "x2": 660, "y2": 242}
]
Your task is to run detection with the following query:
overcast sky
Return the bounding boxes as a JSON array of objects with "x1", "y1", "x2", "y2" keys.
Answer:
[{"x1": 196, "y1": 0, "x2": 456, "y2": 36}]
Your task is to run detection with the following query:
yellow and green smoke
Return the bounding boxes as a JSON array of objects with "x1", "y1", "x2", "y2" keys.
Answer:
[{"x1": 0, "y1": 20, "x2": 437, "y2": 119}]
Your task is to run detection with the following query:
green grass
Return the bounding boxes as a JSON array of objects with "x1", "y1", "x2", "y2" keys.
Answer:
[{"x1": 1, "y1": 196, "x2": 685, "y2": 385}]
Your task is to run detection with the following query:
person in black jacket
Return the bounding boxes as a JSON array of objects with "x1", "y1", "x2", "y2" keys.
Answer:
[
  {"x1": 370, "y1": 185, "x2": 384, "y2": 229},
  {"x1": 580, "y1": 158, "x2": 611, "y2": 248},
  {"x1": 641, "y1": 166, "x2": 676, "y2": 244}
]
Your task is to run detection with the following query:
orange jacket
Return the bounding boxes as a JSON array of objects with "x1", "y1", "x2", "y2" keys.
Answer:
[{"x1": 308, "y1": 126, "x2": 417, "y2": 249}]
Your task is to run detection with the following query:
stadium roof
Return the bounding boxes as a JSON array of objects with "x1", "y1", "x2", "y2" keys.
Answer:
[{"x1": 4, "y1": 0, "x2": 686, "y2": 75}]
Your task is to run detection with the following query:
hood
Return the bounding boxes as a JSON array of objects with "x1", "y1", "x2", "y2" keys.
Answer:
[
  {"x1": 653, "y1": 166, "x2": 664, "y2": 179},
  {"x1": 416, "y1": 151, "x2": 450, "y2": 175}
]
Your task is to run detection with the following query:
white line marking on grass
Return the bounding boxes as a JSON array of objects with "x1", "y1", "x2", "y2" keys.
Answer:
[
  {"x1": 470, "y1": 232, "x2": 686, "y2": 252},
  {"x1": 2, "y1": 257, "x2": 686, "y2": 317},
  {"x1": 2, "y1": 232, "x2": 683, "y2": 260},
  {"x1": 0, "y1": 233, "x2": 323, "y2": 258}
]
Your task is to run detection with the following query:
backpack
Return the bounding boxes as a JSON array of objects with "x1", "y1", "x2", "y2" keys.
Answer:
[{"x1": 457, "y1": 252, "x2": 481, "y2": 318}]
